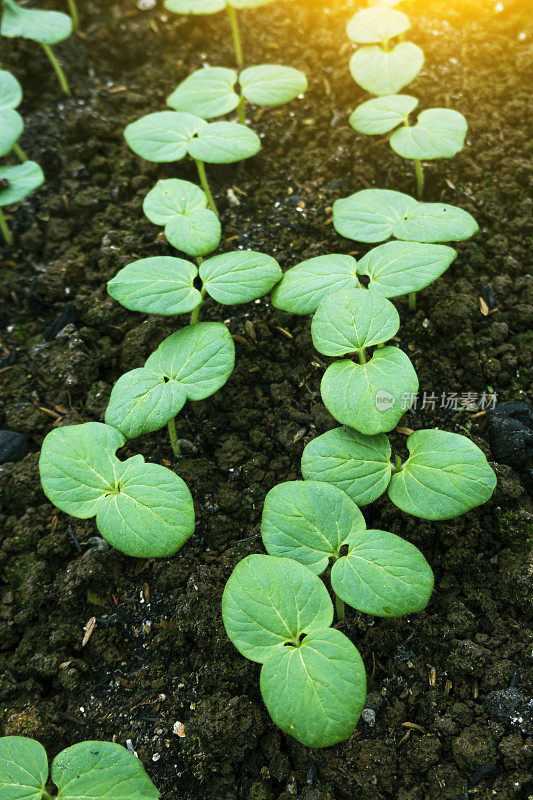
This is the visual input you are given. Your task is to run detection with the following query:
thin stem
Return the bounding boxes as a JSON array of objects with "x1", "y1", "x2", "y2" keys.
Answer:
[
  {"x1": 168, "y1": 417, "x2": 181, "y2": 458},
  {"x1": 358, "y1": 347, "x2": 367, "y2": 364},
  {"x1": 335, "y1": 594, "x2": 345, "y2": 623},
  {"x1": 226, "y1": 5, "x2": 243, "y2": 67},
  {"x1": 194, "y1": 159, "x2": 218, "y2": 216},
  {"x1": 41, "y1": 43, "x2": 71, "y2": 96},
  {"x1": 408, "y1": 292, "x2": 417, "y2": 312},
  {"x1": 67, "y1": 0, "x2": 79, "y2": 29},
  {"x1": 190, "y1": 286, "x2": 207, "y2": 325},
  {"x1": 237, "y1": 94, "x2": 246, "y2": 125},
  {"x1": 0, "y1": 208, "x2": 13, "y2": 246},
  {"x1": 413, "y1": 158, "x2": 424, "y2": 199},
  {"x1": 12, "y1": 142, "x2": 27, "y2": 162}
]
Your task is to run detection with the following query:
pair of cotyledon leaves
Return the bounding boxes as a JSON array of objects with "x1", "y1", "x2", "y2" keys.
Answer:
[
  {"x1": 167, "y1": 65, "x2": 307, "y2": 119},
  {"x1": 350, "y1": 95, "x2": 468, "y2": 161},
  {"x1": 39, "y1": 422, "x2": 195, "y2": 558},
  {"x1": 165, "y1": 0, "x2": 276, "y2": 13},
  {"x1": 1, "y1": 0, "x2": 72, "y2": 44},
  {"x1": 0, "y1": 161, "x2": 45, "y2": 207},
  {"x1": 346, "y1": 7, "x2": 424, "y2": 96},
  {"x1": 0, "y1": 737, "x2": 159, "y2": 800},
  {"x1": 0, "y1": 70, "x2": 24, "y2": 157}
]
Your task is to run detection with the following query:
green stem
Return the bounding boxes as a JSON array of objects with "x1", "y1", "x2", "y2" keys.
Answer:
[
  {"x1": 408, "y1": 292, "x2": 416, "y2": 312},
  {"x1": 41, "y1": 43, "x2": 71, "y2": 96},
  {"x1": 168, "y1": 417, "x2": 181, "y2": 458},
  {"x1": 226, "y1": 5, "x2": 243, "y2": 67},
  {"x1": 12, "y1": 142, "x2": 27, "y2": 162},
  {"x1": 237, "y1": 94, "x2": 246, "y2": 125},
  {"x1": 0, "y1": 208, "x2": 13, "y2": 246},
  {"x1": 413, "y1": 158, "x2": 424, "y2": 199},
  {"x1": 194, "y1": 159, "x2": 218, "y2": 216},
  {"x1": 190, "y1": 285, "x2": 207, "y2": 325},
  {"x1": 335, "y1": 594, "x2": 345, "y2": 623},
  {"x1": 358, "y1": 347, "x2": 367, "y2": 364},
  {"x1": 67, "y1": 0, "x2": 79, "y2": 28}
]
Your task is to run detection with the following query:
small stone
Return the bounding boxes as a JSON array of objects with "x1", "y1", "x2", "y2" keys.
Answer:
[
  {"x1": 0, "y1": 431, "x2": 29, "y2": 464},
  {"x1": 362, "y1": 708, "x2": 376, "y2": 726}
]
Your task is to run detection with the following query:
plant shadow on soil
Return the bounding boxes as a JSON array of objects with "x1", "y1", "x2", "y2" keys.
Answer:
[{"x1": 0, "y1": 0, "x2": 532, "y2": 798}]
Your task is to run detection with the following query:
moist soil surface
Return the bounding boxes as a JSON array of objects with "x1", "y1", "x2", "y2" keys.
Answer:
[{"x1": 1, "y1": 1, "x2": 532, "y2": 798}]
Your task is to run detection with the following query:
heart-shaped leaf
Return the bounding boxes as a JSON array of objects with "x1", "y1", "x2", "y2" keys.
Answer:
[
  {"x1": 0, "y1": 69, "x2": 23, "y2": 110},
  {"x1": 164, "y1": 0, "x2": 226, "y2": 12},
  {"x1": 188, "y1": 121, "x2": 261, "y2": 163},
  {"x1": 124, "y1": 111, "x2": 207, "y2": 162},
  {"x1": 0, "y1": 109, "x2": 23, "y2": 157},
  {"x1": 271, "y1": 255, "x2": 359, "y2": 315},
  {"x1": 394, "y1": 203, "x2": 479, "y2": 242},
  {"x1": 107, "y1": 257, "x2": 201, "y2": 315},
  {"x1": 357, "y1": 241, "x2": 457, "y2": 297},
  {"x1": 240, "y1": 64, "x2": 307, "y2": 106},
  {"x1": 200, "y1": 250, "x2": 282, "y2": 304},
  {"x1": 321, "y1": 347, "x2": 418, "y2": 435},
  {"x1": 0, "y1": 161, "x2": 44, "y2": 206},
  {"x1": 390, "y1": 108, "x2": 468, "y2": 159},
  {"x1": 388, "y1": 429, "x2": 497, "y2": 520},
  {"x1": 143, "y1": 179, "x2": 207, "y2": 224},
  {"x1": 349, "y1": 95, "x2": 418, "y2": 135},
  {"x1": 0, "y1": 736, "x2": 48, "y2": 800},
  {"x1": 349, "y1": 43, "x2": 424, "y2": 96},
  {"x1": 260, "y1": 628, "x2": 366, "y2": 748},
  {"x1": 346, "y1": 7, "x2": 410, "y2": 42},
  {"x1": 331, "y1": 529, "x2": 434, "y2": 616},
  {"x1": 311, "y1": 288, "x2": 400, "y2": 355},
  {"x1": 301, "y1": 426, "x2": 392, "y2": 506},
  {"x1": 261, "y1": 480, "x2": 366, "y2": 574},
  {"x1": 166, "y1": 208, "x2": 221, "y2": 256},
  {"x1": 167, "y1": 67, "x2": 239, "y2": 118},
  {"x1": 1, "y1": 0, "x2": 72, "y2": 44}
]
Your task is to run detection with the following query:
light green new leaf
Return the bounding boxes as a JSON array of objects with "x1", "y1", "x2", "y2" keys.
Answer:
[
  {"x1": 0, "y1": 736, "x2": 48, "y2": 800},
  {"x1": 349, "y1": 95, "x2": 418, "y2": 135},
  {"x1": 271, "y1": 255, "x2": 359, "y2": 315},
  {"x1": 395, "y1": 203, "x2": 479, "y2": 242},
  {"x1": 357, "y1": 241, "x2": 457, "y2": 298},
  {"x1": 0, "y1": 161, "x2": 44, "y2": 206},
  {"x1": 240, "y1": 65, "x2": 307, "y2": 106},
  {"x1": 346, "y1": 7, "x2": 409, "y2": 42},
  {"x1": 0, "y1": 109, "x2": 23, "y2": 157},
  {"x1": 311, "y1": 289, "x2": 399, "y2": 356},
  {"x1": 167, "y1": 67, "x2": 239, "y2": 119},
  {"x1": 390, "y1": 108, "x2": 468, "y2": 160},
  {"x1": 261, "y1": 628, "x2": 366, "y2": 748},
  {"x1": 1, "y1": 0, "x2": 72, "y2": 44},
  {"x1": 331, "y1": 529, "x2": 434, "y2": 616},
  {"x1": 321, "y1": 347, "x2": 418, "y2": 435},
  {"x1": 51, "y1": 741, "x2": 160, "y2": 800},
  {"x1": 105, "y1": 368, "x2": 187, "y2": 439},
  {"x1": 261, "y1": 480, "x2": 366, "y2": 574},
  {"x1": 349, "y1": 43, "x2": 423, "y2": 96},
  {"x1": 0, "y1": 69, "x2": 23, "y2": 109},
  {"x1": 107, "y1": 257, "x2": 201, "y2": 315},
  {"x1": 124, "y1": 111, "x2": 206, "y2": 162},
  {"x1": 388, "y1": 429, "x2": 497, "y2": 520},
  {"x1": 200, "y1": 250, "x2": 282, "y2": 304},
  {"x1": 166, "y1": 208, "x2": 221, "y2": 256},
  {"x1": 222, "y1": 554, "x2": 333, "y2": 663},
  {"x1": 164, "y1": 0, "x2": 225, "y2": 12},
  {"x1": 301, "y1": 426, "x2": 392, "y2": 506},
  {"x1": 188, "y1": 121, "x2": 260, "y2": 163},
  {"x1": 143, "y1": 179, "x2": 207, "y2": 224}
]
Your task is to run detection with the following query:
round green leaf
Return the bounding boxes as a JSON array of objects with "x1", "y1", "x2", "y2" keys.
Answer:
[
  {"x1": 145, "y1": 322, "x2": 235, "y2": 400},
  {"x1": 124, "y1": 111, "x2": 206, "y2": 162},
  {"x1": 0, "y1": 109, "x2": 23, "y2": 157},
  {"x1": 271, "y1": 255, "x2": 359, "y2": 315},
  {"x1": 261, "y1": 480, "x2": 366, "y2": 574},
  {"x1": 1, "y1": 0, "x2": 72, "y2": 44},
  {"x1": 143, "y1": 179, "x2": 207, "y2": 225},
  {"x1": 346, "y1": 7, "x2": 410, "y2": 42},
  {"x1": 107, "y1": 257, "x2": 200, "y2": 316},
  {"x1": 301, "y1": 427, "x2": 392, "y2": 506},
  {"x1": 321, "y1": 347, "x2": 418, "y2": 435},
  {"x1": 388, "y1": 429, "x2": 497, "y2": 520},
  {"x1": 166, "y1": 208, "x2": 221, "y2": 256},
  {"x1": 240, "y1": 64, "x2": 307, "y2": 106},
  {"x1": 164, "y1": 0, "x2": 226, "y2": 12},
  {"x1": 390, "y1": 108, "x2": 468, "y2": 160},
  {"x1": 394, "y1": 203, "x2": 479, "y2": 243},
  {"x1": 260, "y1": 628, "x2": 366, "y2": 748},
  {"x1": 0, "y1": 161, "x2": 44, "y2": 206},
  {"x1": 222, "y1": 554, "x2": 333, "y2": 663},
  {"x1": 331, "y1": 529, "x2": 434, "y2": 616},
  {"x1": 334, "y1": 188, "x2": 418, "y2": 243},
  {"x1": 0, "y1": 736, "x2": 48, "y2": 800},
  {"x1": 349, "y1": 43, "x2": 424, "y2": 96},
  {"x1": 311, "y1": 289, "x2": 400, "y2": 355},
  {"x1": 349, "y1": 95, "x2": 418, "y2": 135},
  {"x1": 357, "y1": 241, "x2": 457, "y2": 298},
  {"x1": 0, "y1": 69, "x2": 23, "y2": 109},
  {"x1": 188, "y1": 121, "x2": 260, "y2": 163},
  {"x1": 200, "y1": 250, "x2": 282, "y2": 304},
  {"x1": 167, "y1": 67, "x2": 239, "y2": 119},
  {"x1": 51, "y1": 741, "x2": 160, "y2": 800}
]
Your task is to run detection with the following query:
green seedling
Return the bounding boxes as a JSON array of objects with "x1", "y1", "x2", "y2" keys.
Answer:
[
  {"x1": 261, "y1": 479, "x2": 434, "y2": 621},
  {"x1": 0, "y1": 69, "x2": 25, "y2": 161},
  {"x1": 310, "y1": 288, "x2": 418, "y2": 434},
  {"x1": 164, "y1": 0, "x2": 277, "y2": 67},
  {"x1": 222, "y1": 554, "x2": 367, "y2": 747},
  {"x1": 301, "y1": 426, "x2": 497, "y2": 520},
  {"x1": 346, "y1": 6, "x2": 424, "y2": 96},
  {"x1": 1, "y1": 0, "x2": 72, "y2": 95},
  {"x1": 0, "y1": 736, "x2": 159, "y2": 800},
  {"x1": 0, "y1": 160, "x2": 44, "y2": 245},
  {"x1": 124, "y1": 111, "x2": 260, "y2": 215},
  {"x1": 39, "y1": 422, "x2": 195, "y2": 558},
  {"x1": 167, "y1": 64, "x2": 307, "y2": 124}
]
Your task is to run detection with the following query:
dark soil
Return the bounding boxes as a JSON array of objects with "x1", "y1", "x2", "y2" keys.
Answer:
[{"x1": 1, "y1": 0, "x2": 532, "y2": 798}]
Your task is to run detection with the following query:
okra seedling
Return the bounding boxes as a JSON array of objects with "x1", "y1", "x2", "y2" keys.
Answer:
[
  {"x1": 1, "y1": 0, "x2": 73, "y2": 95},
  {"x1": 167, "y1": 64, "x2": 307, "y2": 125},
  {"x1": 124, "y1": 111, "x2": 260, "y2": 215},
  {"x1": 222, "y1": 554, "x2": 367, "y2": 747},
  {"x1": 0, "y1": 736, "x2": 159, "y2": 800},
  {"x1": 0, "y1": 69, "x2": 25, "y2": 161},
  {"x1": 0, "y1": 160, "x2": 44, "y2": 245}
]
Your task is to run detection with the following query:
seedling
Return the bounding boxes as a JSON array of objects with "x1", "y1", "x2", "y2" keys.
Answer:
[
  {"x1": 222, "y1": 554, "x2": 367, "y2": 747},
  {"x1": 0, "y1": 69, "x2": 25, "y2": 161},
  {"x1": 0, "y1": 736, "x2": 159, "y2": 800},
  {"x1": 0, "y1": 160, "x2": 44, "y2": 245},
  {"x1": 167, "y1": 64, "x2": 307, "y2": 124},
  {"x1": 39, "y1": 422, "x2": 195, "y2": 558},
  {"x1": 124, "y1": 111, "x2": 260, "y2": 215},
  {"x1": 1, "y1": 0, "x2": 73, "y2": 95},
  {"x1": 346, "y1": 7, "x2": 424, "y2": 96}
]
